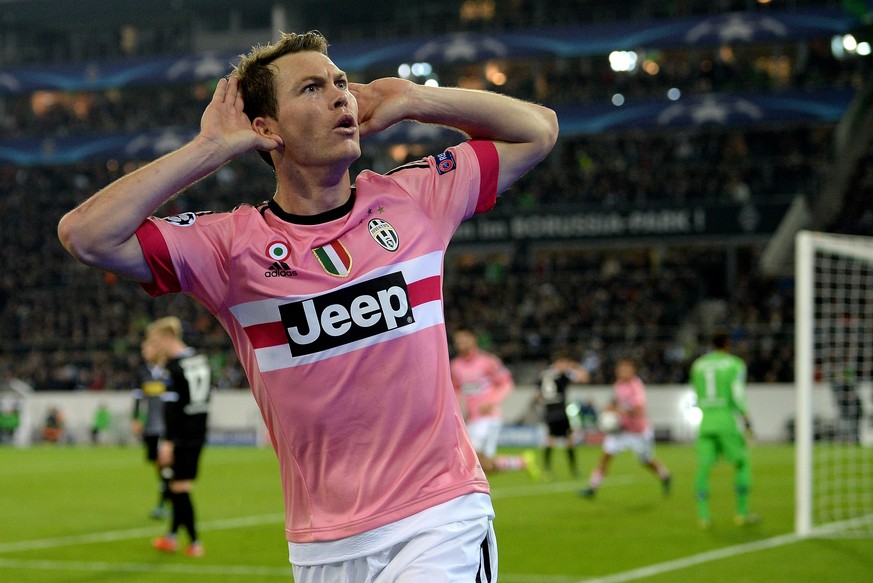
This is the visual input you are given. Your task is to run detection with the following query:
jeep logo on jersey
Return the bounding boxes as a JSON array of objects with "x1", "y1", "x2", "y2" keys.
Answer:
[
  {"x1": 279, "y1": 272, "x2": 414, "y2": 356},
  {"x1": 368, "y1": 218, "x2": 399, "y2": 252}
]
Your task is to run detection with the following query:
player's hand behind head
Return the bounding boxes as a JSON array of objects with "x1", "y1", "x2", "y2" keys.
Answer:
[
  {"x1": 349, "y1": 78, "x2": 414, "y2": 137},
  {"x1": 197, "y1": 76, "x2": 283, "y2": 160}
]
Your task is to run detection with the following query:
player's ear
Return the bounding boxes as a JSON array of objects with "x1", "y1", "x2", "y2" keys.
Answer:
[{"x1": 252, "y1": 117, "x2": 274, "y2": 137}]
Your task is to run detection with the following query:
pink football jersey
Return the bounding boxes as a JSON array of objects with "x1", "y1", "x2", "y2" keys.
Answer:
[
  {"x1": 451, "y1": 349, "x2": 514, "y2": 422},
  {"x1": 614, "y1": 376, "x2": 650, "y2": 434},
  {"x1": 135, "y1": 141, "x2": 498, "y2": 543}
]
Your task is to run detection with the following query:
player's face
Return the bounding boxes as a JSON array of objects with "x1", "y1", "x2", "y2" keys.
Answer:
[
  {"x1": 140, "y1": 338, "x2": 157, "y2": 364},
  {"x1": 267, "y1": 51, "x2": 360, "y2": 171},
  {"x1": 615, "y1": 361, "x2": 634, "y2": 381},
  {"x1": 144, "y1": 330, "x2": 168, "y2": 363},
  {"x1": 453, "y1": 331, "x2": 477, "y2": 356}
]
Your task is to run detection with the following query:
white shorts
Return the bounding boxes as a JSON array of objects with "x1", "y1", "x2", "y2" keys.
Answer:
[
  {"x1": 466, "y1": 417, "x2": 502, "y2": 458},
  {"x1": 291, "y1": 517, "x2": 498, "y2": 583},
  {"x1": 602, "y1": 429, "x2": 655, "y2": 463}
]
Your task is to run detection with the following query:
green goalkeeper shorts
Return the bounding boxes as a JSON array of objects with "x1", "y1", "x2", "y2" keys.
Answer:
[{"x1": 696, "y1": 430, "x2": 748, "y2": 465}]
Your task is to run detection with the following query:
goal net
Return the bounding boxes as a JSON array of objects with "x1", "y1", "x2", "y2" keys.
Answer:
[{"x1": 795, "y1": 230, "x2": 873, "y2": 538}]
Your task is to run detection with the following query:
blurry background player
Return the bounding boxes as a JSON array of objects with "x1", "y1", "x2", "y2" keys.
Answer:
[
  {"x1": 579, "y1": 357, "x2": 671, "y2": 498},
  {"x1": 146, "y1": 317, "x2": 212, "y2": 558},
  {"x1": 90, "y1": 402, "x2": 111, "y2": 445},
  {"x1": 536, "y1": 354, "x2": 589, "y2": 478},
  {"x1": 451, "y1": 328, "x2": 540, "y2": 479},
  {"x1": 690, "y1": 332, "x2": 759, "y2": 528},
  {"x1": 132, "y1": 334, "x2": 170, "y2": 520}
]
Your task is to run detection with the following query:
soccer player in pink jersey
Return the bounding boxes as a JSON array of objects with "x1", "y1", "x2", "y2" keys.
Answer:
[
  {"x1": 579, "y1": 357, "x2": 672, "y2": 499},
  {"x1": 451, "y1": 328, "x2": 540, "y2": 479},
  {"x1": 58, "y1": 31, "x2": 558, "y2": 582}
]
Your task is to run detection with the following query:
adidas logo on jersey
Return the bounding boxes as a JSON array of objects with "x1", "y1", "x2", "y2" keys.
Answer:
[
  {"x1": 266, "y1": 261, "x2": 298, "y2": 278},
  {"x1": 279, "y1": 272, "x2": 414, "y2": 356}
]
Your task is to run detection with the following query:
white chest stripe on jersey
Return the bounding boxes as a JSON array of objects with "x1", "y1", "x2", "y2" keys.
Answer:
[
  {"x1": 253, "y1": 298, "x2": 444, "y2": 372},
  {"x1": 229, "y1": 250, "x2": 445, "y2": 372},
  {"x1": 229, "y1": 250, "x2": 443, "y2": 328}
]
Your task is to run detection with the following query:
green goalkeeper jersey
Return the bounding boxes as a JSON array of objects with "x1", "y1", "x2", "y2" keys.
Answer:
[{"x1": 690, "y1": 350, "x2": 748, "y2": 433}]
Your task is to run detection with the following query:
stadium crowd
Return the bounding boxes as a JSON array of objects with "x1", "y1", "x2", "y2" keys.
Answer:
[
  {"x1": 503, "y1": 125, "x2": 832, "y2": 209},
  {"x1": 0, "y1": 143, "x2": 807, "y2": 390},
  {"x1": 827, "y1": 147, "x2": 873, "y2": 236},
  {"x1": 1, "y1": 1, "x2": 869, "y2": 393}
]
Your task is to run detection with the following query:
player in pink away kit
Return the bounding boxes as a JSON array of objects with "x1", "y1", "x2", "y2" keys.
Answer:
[
  {"x1": 451, "y1": 329, "x2": 539, "y2": 478},
  {"x1": 579, "y1": 358, "x2": 671, "y2": 499},
  {"x1": 58, "y1": 31, "x2": 558, "y2": 582}
]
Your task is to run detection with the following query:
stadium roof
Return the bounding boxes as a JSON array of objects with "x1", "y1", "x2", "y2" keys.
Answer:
[{"x1": 0, "y1": 0, "x2": 277, "y2": 29}]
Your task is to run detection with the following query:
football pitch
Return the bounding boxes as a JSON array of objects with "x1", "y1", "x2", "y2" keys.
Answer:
[{"x1": 1, "y1": 443, "x2": 871, "y2": 582}]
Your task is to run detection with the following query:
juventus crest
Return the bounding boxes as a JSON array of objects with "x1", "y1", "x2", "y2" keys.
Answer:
[{"x1": 368, "y1": 218, "x2": 400, "y2": 252}]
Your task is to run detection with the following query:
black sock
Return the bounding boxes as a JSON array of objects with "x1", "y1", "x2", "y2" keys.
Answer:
[
  {"x1": 544, "y1": 447, "x2": 552, "y2": 471},
  {"x1": 171, "y1": 491, "x2": 197, "y2": 542}
]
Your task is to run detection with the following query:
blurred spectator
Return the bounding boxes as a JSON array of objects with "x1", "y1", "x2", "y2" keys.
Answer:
[{"x1": 42, "y1": 406, "x2": 65, "y2": 443}]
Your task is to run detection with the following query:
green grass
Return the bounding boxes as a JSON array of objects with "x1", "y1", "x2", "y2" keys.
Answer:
[{"x1": 1, "y1": 443, "x2": 871, "y2": 582}]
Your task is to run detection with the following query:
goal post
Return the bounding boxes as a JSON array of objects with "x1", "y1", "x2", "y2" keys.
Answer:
[
  {"x1": 795, "y1": 230, "x2": 873, "y2": 538},
  {"x1": 795, "y1": 230, "x2": 814, "y2": 537}
]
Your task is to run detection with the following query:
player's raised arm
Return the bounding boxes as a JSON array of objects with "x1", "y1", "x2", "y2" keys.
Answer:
[
  {"x1": 351, "y1": 78, "x2": 559, "y2": 193},
  {"x1": 57, "y1": 76, "x2": 282, "y2": 281}
]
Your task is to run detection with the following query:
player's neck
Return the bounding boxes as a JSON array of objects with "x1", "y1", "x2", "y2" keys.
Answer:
[
  {"x1": 461, "y1": 348, "x2": 479, "y2": 359},
  {"x1": 273, "y1": 165, "x2": 352, "y2": 217}
]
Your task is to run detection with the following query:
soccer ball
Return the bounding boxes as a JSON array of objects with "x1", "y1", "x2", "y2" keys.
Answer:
[{"x1": 597, "y1": 409, "x2": 622, "y2": 433}]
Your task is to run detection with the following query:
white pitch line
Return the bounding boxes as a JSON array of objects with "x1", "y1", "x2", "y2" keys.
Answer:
[
  {"x1": 0, "y1": 533, "x2": 803, "y2": 583},
  {"x1": 0, "y1": 480, "x2": 811, "y2": 583},
  {"x1": 0, "y1": 526, "x2": 161, "y2": 554},
  {"x1": 491, "y1": 476, "x2": 638, "y2": 500},
  {"x1": 0, "y1": 477, "x2": 630, "y2": 554},
  {"x1": 0, "y1": 513, "x2": 284, "y2": 554},
  {"x1": 568, "y1": 532, "x2": 801, "y2": 583},
  {"x1": 0, "y1": 558, "x2": 292, "y2": 577},
  {"x1": 490, "y1": 479, "x2": 806, "y2": 583}
]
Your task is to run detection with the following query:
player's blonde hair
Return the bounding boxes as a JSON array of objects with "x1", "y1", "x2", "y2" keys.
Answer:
[
  {"x1": 145, "y1": 316, "x2": 183, "y2": 340},
  {"x1": 233, "y1": 31, "x2": 330, "y2": 167}
]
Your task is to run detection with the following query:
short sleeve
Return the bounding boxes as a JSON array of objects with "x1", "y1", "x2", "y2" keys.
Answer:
[
  {"x1": 377, "y1": 140, "x2": 499, "y2": 243},
  {"x1": 134, "y1": 213, "x2": 231, "y2": 313},
  {"x1": 135, "y1": 220, "x2": 182, "y2": 296}
]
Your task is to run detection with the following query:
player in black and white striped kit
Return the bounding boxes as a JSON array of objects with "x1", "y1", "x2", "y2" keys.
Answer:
[
  {"x1": 146, "y1": 316, "x2": 212, "y2": 558},
  {"x1": 132, "y1": 336, "x2": 170, "y2": 520},
  {"x1": 537, "y1": 356, "x2": 589, "y2": 478}
]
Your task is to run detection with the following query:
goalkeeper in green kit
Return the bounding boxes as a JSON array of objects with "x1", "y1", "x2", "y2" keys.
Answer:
[{"x1": 690, "y1": 332, "x2": 760, "y2": 528}]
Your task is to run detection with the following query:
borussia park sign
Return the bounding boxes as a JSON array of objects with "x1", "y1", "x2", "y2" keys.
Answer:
[{"x1": 453, "y1": 200, "x2": 791, "y2": 243}]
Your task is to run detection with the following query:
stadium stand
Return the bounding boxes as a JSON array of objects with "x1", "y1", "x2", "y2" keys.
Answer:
[{"x1": 1, "y1": 1, "x2": 870, "y2": 390}]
